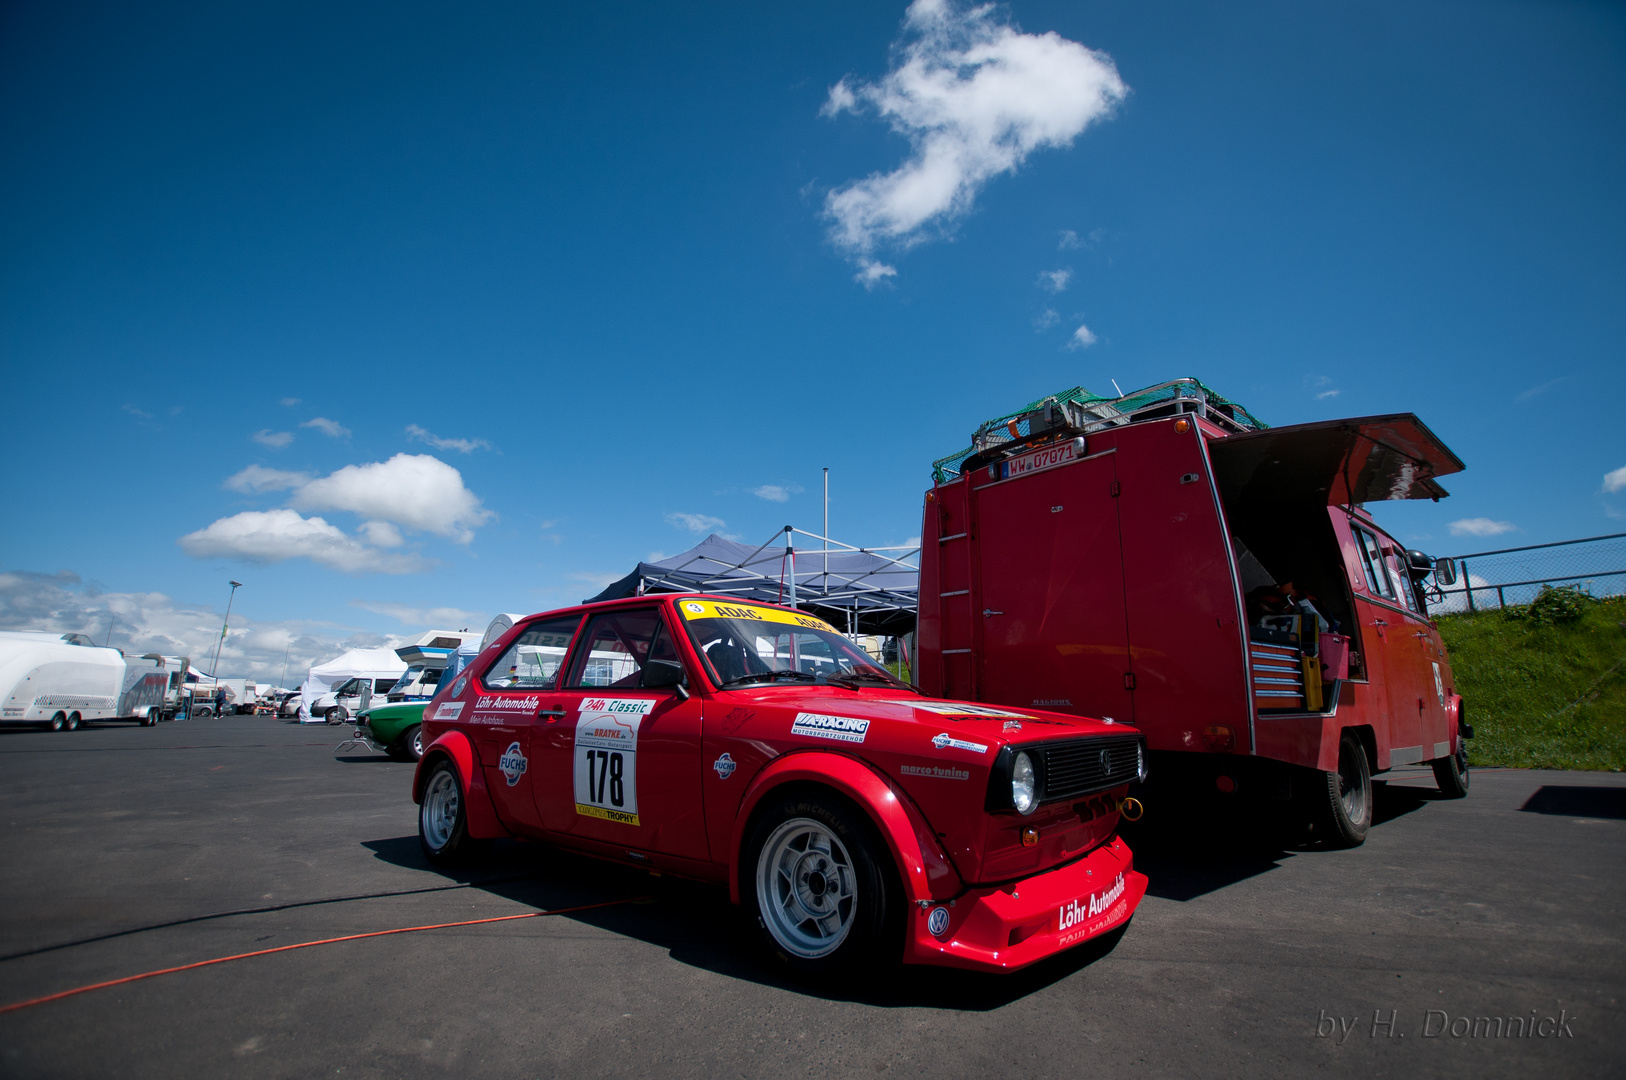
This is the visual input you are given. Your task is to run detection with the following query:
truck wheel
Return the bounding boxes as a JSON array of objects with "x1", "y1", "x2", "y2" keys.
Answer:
[
  {"x1": 49, "y1": 712, "x2": 66, "y2": 732},
  {"x1": 743, "y1": 791, "x2": 897, "y2": 976},
  {"x1": 1320, "y1": 732, "x2": 1371, "y2": 847},
  {"x1": 65, "y1": 712, "x2": 81, "y2": 731},
  {"x1": 140, "y1": 708, "x2": 156, "y2": 727},
  {"x1": 325, "y1": 707, "x2": 347, "y2": 725},
  {"x1": 419, "y1": 759, "x2": 479, "y2": 865},
  {"x1": 1431, "y1": 741, "x2": 1469, "y2": 799}
]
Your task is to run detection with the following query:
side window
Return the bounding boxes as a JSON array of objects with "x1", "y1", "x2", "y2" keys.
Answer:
[
  {"x1": 483, "y1": 616, "x2": 583, "y2": 691},
  {"x1": 374, "y1": 678, "x2": 396, "y2": 694},
  {"x1": 565, "y1": 608, "x2": 669, "y2": 689},
  {"x1": 1385, "y1": 548, "x2": 1421, "y2": 613},
  {"x1": 1354, "y1": 528, "x2": 1395, "y2": 600}
]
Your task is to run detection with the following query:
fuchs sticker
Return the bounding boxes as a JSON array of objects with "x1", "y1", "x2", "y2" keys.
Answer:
[
  {"x1": 931, "y1": 732, "x2": 989, "y2": 754},
  {"x1": 573, "y1": 698, "x2": 655, "y2": 826},
  {"x1": 432, "y1": 701, "x2": 465, "y2": 721},
  {"x1": 791, "y1": 712, "x2": 870, "y2": 744},
  {"x1": 712, "y1": 752, "x2": 737, "y2": 779},
  {"x1": 903, "y1": 701, "x2": 1035, "y2": 720},
  {"x1": 927, "y1": 907, "x2": 951, "y2": 937},
  {"x1": 1057, "y1": 872, "x2": 1128, "y2": 945},
  {"x1": 900, "y1": 764, "x2": 969, "y2": 780},
  {"x1": 498, "y1": 741, "x2": 528, "y2": 787}
]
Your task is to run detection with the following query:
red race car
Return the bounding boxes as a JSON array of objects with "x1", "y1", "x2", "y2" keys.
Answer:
[{"x1": 413, "y1": 594, "x2": 1148, "y2": 975}]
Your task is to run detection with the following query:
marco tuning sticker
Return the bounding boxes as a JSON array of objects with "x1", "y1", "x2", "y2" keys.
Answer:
[{"x1": 573, "y1": 698, "x2": 655, "y2": 826}]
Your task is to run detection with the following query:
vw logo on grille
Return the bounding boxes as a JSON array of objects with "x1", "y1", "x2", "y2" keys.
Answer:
[{"x1": 1098, "y1": 748, "x2": 1112, "y2": 775}]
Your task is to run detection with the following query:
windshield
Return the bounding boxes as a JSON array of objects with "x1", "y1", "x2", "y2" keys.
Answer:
[{"x1": 675, "y1": 599, "x2": 908, "y2": 690}]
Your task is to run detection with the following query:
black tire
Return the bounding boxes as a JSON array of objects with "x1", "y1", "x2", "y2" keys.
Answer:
[
  {"x1": 418, "y1": 758, "x2": 479, "y2": 865},
  {"x1": 1431, "y1": 740, "x2": 1470, "y2": 799},
  {"x1": 140, "y1": 708, "x2": 156, "y2": 727},
  {"x1": 325, "y1": 706, "x2": 347, "y2": 726},
  {"x1": 65, "y1": 712, "x2": 81, "y2": 731},
  {"x1": 49, "y1": 712, "x2": 66, "y2": 732},
  {"x1": 1319, "y1": 731, "x2": 1371, "y2": 847},
  {"x1": 741, "y1": 789, "x2": 898, "y2": 977},
  {"x1": 406, "y1": 725, "x2": 425, "y2": 761}
]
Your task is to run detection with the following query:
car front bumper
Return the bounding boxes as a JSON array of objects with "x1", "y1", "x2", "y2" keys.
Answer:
[{"x1": 903, "y1": 834, "x2": 1145, "y2": 972}]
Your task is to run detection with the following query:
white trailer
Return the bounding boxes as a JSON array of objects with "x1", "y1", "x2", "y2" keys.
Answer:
[{"x1": 0, "y1": 631, "x2": 126, "y2": 731}]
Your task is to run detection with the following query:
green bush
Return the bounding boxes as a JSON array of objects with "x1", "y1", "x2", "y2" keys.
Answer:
[{"x1": 1523, "y1": 584, "x2": 1593, "y2": 625}]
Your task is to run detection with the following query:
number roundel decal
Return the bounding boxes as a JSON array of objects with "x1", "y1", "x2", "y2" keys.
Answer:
[{"x1": 572, "y1": 698, "x2": 656, "y2": 826}]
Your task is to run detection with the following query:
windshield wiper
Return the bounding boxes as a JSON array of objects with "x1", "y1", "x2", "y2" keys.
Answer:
[
  {"x1": 719, "y1": 670, "x2": 818, "y2": 689},
  {"x1": 824, "y1": 670, "x2": 911, "y2": 691}
]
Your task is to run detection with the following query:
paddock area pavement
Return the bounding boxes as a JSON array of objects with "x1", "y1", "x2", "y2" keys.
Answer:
[{"x1": 0, "y1": 715, "x2": 1620, "y2": 1079}]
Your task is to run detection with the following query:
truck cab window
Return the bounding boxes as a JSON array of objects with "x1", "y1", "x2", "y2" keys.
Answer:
[{"x1": 1354, "y1": 528, "x2": 1395, "y2": 600}]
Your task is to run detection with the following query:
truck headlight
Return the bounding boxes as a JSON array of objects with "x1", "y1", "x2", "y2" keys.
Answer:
[{"x1": 1012, "y1": 751, "x2": 1037, "y2": 815}]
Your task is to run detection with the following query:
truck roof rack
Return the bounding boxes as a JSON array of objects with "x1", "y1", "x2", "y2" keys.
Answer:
[{"x1": 931, "y1": 377, "x2": 1267, "y2": 482}]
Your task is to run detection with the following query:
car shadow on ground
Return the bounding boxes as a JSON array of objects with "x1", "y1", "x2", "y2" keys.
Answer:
[
  {"x1": 1519, "y1": 785, "x2": 1626, "y2": 820},
  {"x1": 1121, "y1": 779, "x2": 1436, "y2": 902},
  {"x1": 360, "y1": 836, "x2": 1127, "y2": 1010}
]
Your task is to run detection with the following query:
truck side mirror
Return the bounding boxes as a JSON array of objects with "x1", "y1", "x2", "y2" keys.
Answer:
[
  {"x1": 1404, "y1": 549, "x2": 1433, "y2": 579},
  {"x1": 1433, "y1": 557, "x2": 1458, "y2": 587}
]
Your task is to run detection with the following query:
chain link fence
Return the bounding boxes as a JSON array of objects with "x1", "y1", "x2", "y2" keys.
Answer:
[{"x1": 1428, "y1": 532, "x2": 1626, "y2": 614}]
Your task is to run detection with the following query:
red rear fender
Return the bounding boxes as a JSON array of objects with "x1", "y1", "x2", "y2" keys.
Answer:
[
  {"x1": 412, "y1": 730, "x2": 510, "y2": 841},
  {"x1": 730, "y1": 751, "x2": 961, "y2": 905}
]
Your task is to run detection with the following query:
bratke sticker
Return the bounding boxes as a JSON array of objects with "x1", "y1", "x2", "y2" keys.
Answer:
[{"x1": 572, "y1": 698, "x2": 655, "y2": 826}]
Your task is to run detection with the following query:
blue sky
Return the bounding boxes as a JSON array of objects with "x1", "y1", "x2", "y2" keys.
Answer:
[{"x1": 2, "y1": 0, "x2": 1622, "y2": 680}]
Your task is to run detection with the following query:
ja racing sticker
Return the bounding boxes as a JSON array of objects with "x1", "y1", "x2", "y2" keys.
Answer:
[{"x1": 573, "y1": 698, "x2": 655, "y2": 826}]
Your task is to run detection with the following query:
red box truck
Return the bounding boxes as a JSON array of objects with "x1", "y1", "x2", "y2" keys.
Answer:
[{"x1": 917, "y1": 379, "x2": 1471, "y2": 846}]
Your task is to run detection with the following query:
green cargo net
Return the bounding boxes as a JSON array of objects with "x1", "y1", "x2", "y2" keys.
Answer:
[{"x1": 930, "y1": 377, "x2": 1267, "y2": 483}]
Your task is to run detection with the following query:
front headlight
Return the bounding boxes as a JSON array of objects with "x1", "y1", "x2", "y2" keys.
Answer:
[
  {"x1": 1012, "y1": 751, "x2": 1038, "y2": 815},
  {"x1": 1137, "y1": 741, "x2": 1148, "y2": 782}
]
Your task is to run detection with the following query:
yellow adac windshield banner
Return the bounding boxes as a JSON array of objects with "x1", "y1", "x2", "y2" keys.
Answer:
[{"x1": 675, "y1": 599, "x2": 835, "y2": 633}]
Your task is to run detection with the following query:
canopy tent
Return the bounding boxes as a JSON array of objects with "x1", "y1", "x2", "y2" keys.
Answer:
[
  {"x1": 297, "y1": 647, "x2": 407, "y2": 723},
  {"x1": 585, "y1": 529, "x2": 920, "y2": 636}
]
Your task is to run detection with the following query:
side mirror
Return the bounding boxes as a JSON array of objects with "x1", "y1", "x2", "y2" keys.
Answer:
[
  {"x1": 1405, "y1": 549, "x2": 1434, "y2": 579},
  {"x1": 642, "y1": 659, "x2": 689, "y2": 698},
  {"x1": 1433, "y1": 557, "x2": 1458, "y2": 587}
]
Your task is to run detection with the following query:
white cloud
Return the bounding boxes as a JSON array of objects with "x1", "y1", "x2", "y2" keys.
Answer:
[
  {"x1": 666, "y1": 512, "x2": 727, "y2": 535},
  {"x1": 644, "y1": 551, "x2": 671, "y2": 563},
  {"x1": 179, "y1": 510, "x2": 429, "y2": 574},
  {"x1": 357, "y1": 521, "x2": 404, "y2": 548},
  {"x1": 1449, "y1": 517, "x2": 1516, "y2": 538},
  {"x1": 1032, "y1": 308, "x2": 1060, "y2": 330},
  {"x1": 821, "y1": 0, "x2": 1126, "y2": 276},
  {"x1": 293, "y1": 454, "x2": 493, "y2": 544},
  {"x1": 1603, "y1": 464, "x2": 1626, "y2": 494},
  {"x1": 122, "y1": 403, "x2": 153, "y2": 420},
  {"x1": 1067, "y1": 323, "x2": 1098, "y2": 349},
  {"x1": 1058, "y1": 229, "x2": 1081, "y2": 250},
  {"x1": 280, "y1": 397, "x2": 301, "y2": 406},
  {"x1": 855, "y1": 259, "x2": 898, "y2": 288},
  {"x1": 753, "y1": 484, "x2": 804, "y2": 503},
  {"x1": 349, "y1": 600, "x2": 485, "y2": 629},
  {"x1": 1038, "y1": 268, "x2": 1072, "y2": 292},
  {"x1": 1426, "y1": 572, "x2": 1501, "y2": 615},
  {"x1": 406, "y1": 424, "x2": 493, "y2": 454},
  {"x1": 301, "y1": 417, "x2": 351, "y2": 439},
  {"x1": 566, "y1": 571, "x2": 628, "y2": 591},
  {"x1": 225, "y1": 465, "x2": 311, "y2": 494},
  {"x1": 1316, "y1": 389, "x2": 1342, "y2": 400},
  {"x1": 0, "y1": 568, "x2": 402, "y2": 683},
  {"x1": 253, "y1": 429, "x2": 295, "y2": 449}
]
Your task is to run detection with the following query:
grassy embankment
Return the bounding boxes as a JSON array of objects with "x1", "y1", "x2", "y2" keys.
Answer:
[{"x1": 1437, "y1": 590, "x2": 1626, "y2": 771}]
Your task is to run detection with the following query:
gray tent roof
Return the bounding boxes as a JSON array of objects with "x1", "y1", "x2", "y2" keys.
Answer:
[{"x1": 585, "y1": 532, "x2": 918, "y2": 636}]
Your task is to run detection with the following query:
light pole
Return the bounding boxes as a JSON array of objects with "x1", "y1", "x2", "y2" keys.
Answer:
[{"x1": 209, "y1": 581, "x2": 243, "y2": 680}]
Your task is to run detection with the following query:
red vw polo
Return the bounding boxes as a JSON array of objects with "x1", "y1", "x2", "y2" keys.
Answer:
[{"x1": 412, "y1": 595, "x2": 1147, "y2": 975}]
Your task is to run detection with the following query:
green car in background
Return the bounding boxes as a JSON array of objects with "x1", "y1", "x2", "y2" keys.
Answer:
[{"x1": 357, "y1": 702, "x2": 427, "y2": 761}]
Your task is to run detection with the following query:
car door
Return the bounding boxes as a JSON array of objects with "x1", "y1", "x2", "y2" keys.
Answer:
[
  {"x1": 468, "y1": 614, "x2": 584, "y2": 832},
  {"x1": 530, "y1": 606, "x2": 707, "y2": 861}
]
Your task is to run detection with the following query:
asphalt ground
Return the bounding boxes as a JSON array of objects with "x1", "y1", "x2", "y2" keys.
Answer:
[{"x1": 0, "y1": 715, "x2": 1620, "y2": 1080}]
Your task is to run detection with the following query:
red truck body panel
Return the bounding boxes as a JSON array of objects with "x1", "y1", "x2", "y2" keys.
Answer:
[{"x1": 920, "y1": 409, "x2": 1465, "y2": 782}]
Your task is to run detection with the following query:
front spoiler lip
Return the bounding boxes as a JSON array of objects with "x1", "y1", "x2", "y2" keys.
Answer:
[{"x1": 903, "y1": 835, "x2": 1145, "y2": 973}]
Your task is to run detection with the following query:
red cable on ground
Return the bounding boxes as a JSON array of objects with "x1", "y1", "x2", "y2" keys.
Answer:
[{"x1": 0, "y1": 896, "x2": 649, "y2": 1016}]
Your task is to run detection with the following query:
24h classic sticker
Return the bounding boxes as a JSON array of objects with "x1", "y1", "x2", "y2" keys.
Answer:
[{"x1": 573, "y1": 698, "x2": 655, "y2": 826}]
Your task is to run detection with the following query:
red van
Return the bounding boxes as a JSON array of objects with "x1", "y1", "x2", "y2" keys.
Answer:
[{"x1": 917, "y1": 379, "x2": 1470, "y2": 846}]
